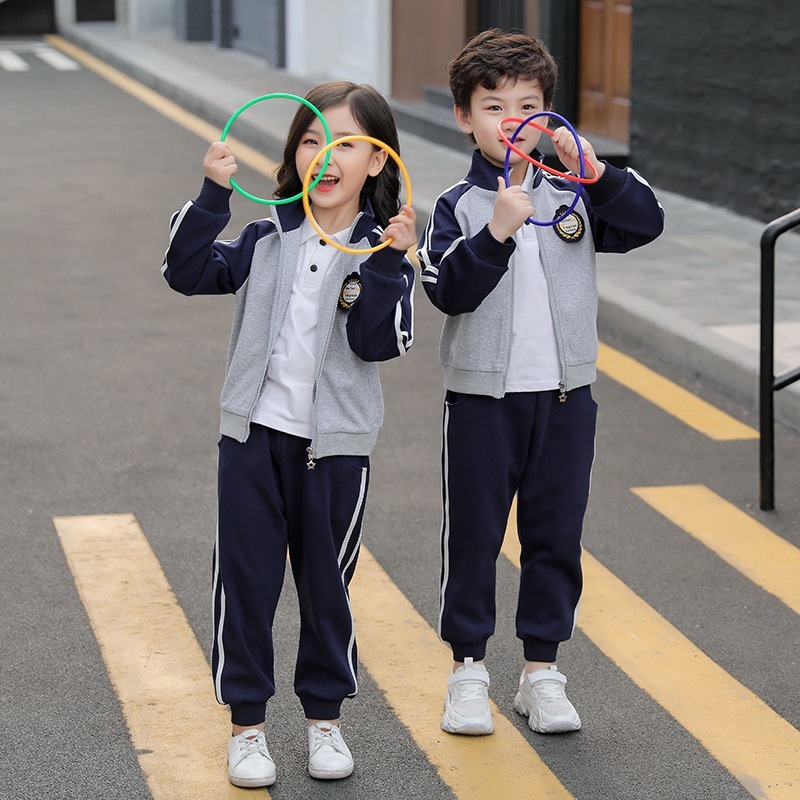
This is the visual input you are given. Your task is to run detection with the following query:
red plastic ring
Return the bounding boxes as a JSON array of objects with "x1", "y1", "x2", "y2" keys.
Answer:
[{"x1": 498, "y1": 117, "x2": 600, "y2": 184}]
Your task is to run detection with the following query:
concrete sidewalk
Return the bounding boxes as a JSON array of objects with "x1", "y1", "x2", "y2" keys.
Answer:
[{"x1": 56, "y1": 21, "x2": 800, "y2": 431}]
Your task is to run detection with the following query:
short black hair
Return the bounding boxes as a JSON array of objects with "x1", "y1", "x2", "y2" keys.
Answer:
[{"x1": 449, "y1": 28, "x2": 559, "y2": 112}]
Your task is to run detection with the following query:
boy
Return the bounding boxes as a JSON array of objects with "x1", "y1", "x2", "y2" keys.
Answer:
[{"x1": 417, "y1": 29, "x2": 664, "y2": 735}]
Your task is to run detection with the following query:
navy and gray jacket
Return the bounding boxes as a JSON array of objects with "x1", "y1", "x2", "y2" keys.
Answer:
[
  {"x1": 162, "y1": 178, "x2": 415, "y2": 459},
  {"x1": 417, "y1": 150, "x2": 664, "y2": 398}
]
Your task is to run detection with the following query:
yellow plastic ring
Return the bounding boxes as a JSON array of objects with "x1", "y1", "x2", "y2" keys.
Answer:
[{"x1": 301, "y1": 135, "x2": 412, "y2": 255}]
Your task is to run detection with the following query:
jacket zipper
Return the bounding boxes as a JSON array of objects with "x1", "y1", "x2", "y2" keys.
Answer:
[
  {"x1": 504, "y1": 181, "x2": 569, "y2": 403},
  {"x1": 247, "y1": 228, "x2": 286, "y2": 426},
  {"x1": 539, "y1": 241, "x2": 568, "y2": 403},
  {"x1": 306, "y1": 213, "x2": 362, "y2": 468}
]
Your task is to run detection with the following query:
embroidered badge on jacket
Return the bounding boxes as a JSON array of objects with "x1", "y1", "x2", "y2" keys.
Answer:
[
  {"x1": 552, "y1": 205, "x2": 586, "y2": 243},
  {"x1": 339, "y1": 273, "x2": 362, "y2": 310}
]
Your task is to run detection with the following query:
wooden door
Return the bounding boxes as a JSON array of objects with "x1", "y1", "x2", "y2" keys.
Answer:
[{"x1": 578, "y1": 0, "x2": 632, "y2": 142}]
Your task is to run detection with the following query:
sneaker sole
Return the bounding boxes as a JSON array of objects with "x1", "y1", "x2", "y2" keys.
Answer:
[
  {"x1": 309, "y1": 763, "x2": 354, "y2": 780},
  {"x1": 229, "y1": 773, "x2": 277, "y2": 788},
  {"x1": 513, "y1": 692, "x2": 582, "y2": 734},
  {"x1": 441, "y1": 715, "x2": 494, "y2": 736}
]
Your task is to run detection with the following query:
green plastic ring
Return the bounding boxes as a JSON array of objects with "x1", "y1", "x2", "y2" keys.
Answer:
[{"x1": 220, "y1": 93, "x2": 331, "y2": 205}]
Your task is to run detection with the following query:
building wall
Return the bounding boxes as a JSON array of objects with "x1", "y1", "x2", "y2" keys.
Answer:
[
  {"x1": 114, "y1": 0, "x2": 169, "y2": 33},
  {"x1": 0, "y1": 0, "x2": 56, "y2": 33},
  {"x1": 390, "y1": 0, "x2": 544, "y2": 101},
  {"x1": 631, "y1": 1, "x2": 800, "y2": 222},
  {"x1": 285, "y1": 0, "x2": 391, "y2": 95},
  {"x1": 391, "y1": 0, "x2": 467, "y2": 99}
]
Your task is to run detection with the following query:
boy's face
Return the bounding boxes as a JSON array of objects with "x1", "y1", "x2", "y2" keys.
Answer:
[{"x1": 455, "y1": 78, "x2": 548, "y2": 174}]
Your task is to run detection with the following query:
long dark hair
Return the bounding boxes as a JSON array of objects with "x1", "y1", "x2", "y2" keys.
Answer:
[{"x1": 274, "y1": 82, "x2": 402, "y2": 229}]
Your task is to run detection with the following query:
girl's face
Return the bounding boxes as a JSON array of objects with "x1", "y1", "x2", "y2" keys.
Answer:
[
  {"x1": 455, "y1": 78, "x2": 547, "y2": 183},
  {"x1": 295, "y1": 102, "x2": 388, "y2": 233}
]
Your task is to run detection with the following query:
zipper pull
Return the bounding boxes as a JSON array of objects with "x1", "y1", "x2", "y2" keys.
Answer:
[
  {"x1": 558, "y1": 381, "x2": 567, "y2": 403},
  {"x1": 306, "y1": 446, "x2": 316, "y2": 470}
]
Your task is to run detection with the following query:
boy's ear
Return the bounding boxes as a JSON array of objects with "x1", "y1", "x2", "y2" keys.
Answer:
[
  {"x1": 368, "y1": 148, "x2": 389, "y2": 177},
  {"x1": 453, "y1": 105, "x2": 473, "y2": 135}
]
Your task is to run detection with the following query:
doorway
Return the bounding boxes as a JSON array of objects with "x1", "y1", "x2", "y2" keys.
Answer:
[
  {"x1": 577, "y1": 0, "x2": 632, "y2": 142},
  {"x1": 228, "y1": 0, "x2": 285, "y2": 67}
]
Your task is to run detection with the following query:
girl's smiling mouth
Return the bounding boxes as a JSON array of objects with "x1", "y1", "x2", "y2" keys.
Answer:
[{"x1": 313, "y1": 174, "x2": 340, "y2": 192}]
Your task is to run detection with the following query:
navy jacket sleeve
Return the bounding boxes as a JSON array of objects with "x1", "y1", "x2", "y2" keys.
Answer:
[
  {"x1": 417, "y1": 190, "x2": 515, "y2": 316},
  {"x1": 161, "y1": 178, "x2": 274, "y2": 296},
  {"x1": 580, "y1": 164, "x2": 665, "y2": 253},
  {"x1": 345, "y1": 245, "x2": 415, "y2": 362}
]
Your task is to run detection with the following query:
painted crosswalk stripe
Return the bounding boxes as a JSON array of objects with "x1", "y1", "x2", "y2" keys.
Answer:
[
  {"x1": 55, "y1": 512, "x2": 572, "y2": 799},
  {"x1": 35, "y1": 46, "x2": 80, "y2": 71},
  {"x1": 632, "y1": 484, "x2": 800, "y2": 615},
  {"x1": 502, "y1": 504, "x2": 800, "y2": 800},
  {"x1": 0, "y1": 49, "x2": 29, "y2": 71},
  {"x1": 351, "y1": 546, "x2": 574, "y2": 799},
  {"x1": 597, "y1": 342, "x2": 758, "y2": 441},
  {"x1": 53, "y1": 513, "x2": 258, "y2": 799}
]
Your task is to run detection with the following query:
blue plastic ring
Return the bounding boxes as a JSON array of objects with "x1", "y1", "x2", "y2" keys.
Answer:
[{"x1": 502, "y1": 111, "x2": 585, "y2": 227}]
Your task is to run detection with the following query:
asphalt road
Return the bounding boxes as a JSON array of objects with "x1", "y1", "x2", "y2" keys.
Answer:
[{"x1": 1, "y1": 40, "x2": 798, "y2": 800}]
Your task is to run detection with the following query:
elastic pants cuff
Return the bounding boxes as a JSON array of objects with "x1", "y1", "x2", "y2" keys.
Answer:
[
  {"x1": 299, "y1": 696, "x2": 344, "y2": 721},
  {"x1": 523, "y1": 639, "x2": 560, "y2": 663},
  {"x1": 450, "y1": 641, "x2": 488, "y2": 662},
  {"x1": 230, "y1": 702, "x2": 266, "y2": 727}
]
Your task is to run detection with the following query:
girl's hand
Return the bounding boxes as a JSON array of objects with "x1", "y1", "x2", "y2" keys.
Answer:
[
  {"x1": 488, "y1": 176, "x2": 536, "y2": 241},
  {"x1": 203, "y1": 141, "x2": 239, "y2": 187},
  {"x1": 550, "y1": 127, "x2": 605, "y2": 181},
  {"x1": 383, "y1": 205, "x2": 417, "y2": 252}
]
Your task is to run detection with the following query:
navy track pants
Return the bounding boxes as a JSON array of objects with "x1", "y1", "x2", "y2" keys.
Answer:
[
  {"x1": 438, "y1": 387, "x2": 597, "y2": 663},
  {"x1": 211, "y1": 425, "x2": 369, "y2": 724}
]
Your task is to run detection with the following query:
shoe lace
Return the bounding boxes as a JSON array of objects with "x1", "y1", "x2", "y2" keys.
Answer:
[
  {"x1": 309, "y1": 725, "x2": 346, "y2": 757},
  {"x1": 453, "y1": 678, "x2": 488, "y2": 702},
  {"x1": 532, "y1": 678, "x2": 568, "y2": 704},
  {"x1": 233, "y1": 732, "x2": 268, "y2": 764}
]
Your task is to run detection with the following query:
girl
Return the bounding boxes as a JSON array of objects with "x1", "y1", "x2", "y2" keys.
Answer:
[{"x1": 162, "y1": 82, "x2": 416, "y2": 786}]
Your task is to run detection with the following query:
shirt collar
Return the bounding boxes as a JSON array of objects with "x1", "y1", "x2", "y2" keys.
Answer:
[{"x1": 299, "y1": 217, "x2": 348, "y2": 247}]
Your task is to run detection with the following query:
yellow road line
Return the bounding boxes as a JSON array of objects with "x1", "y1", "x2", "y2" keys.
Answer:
[
  {"x1": 597, "y1": 342, "x2": 758, "y2": 441},
  {"x1": 48, "y1": 38, "x2": 756, "y2": 444},
  {"x1": 53, "y1": 514, "x2": 255, "y2": 799},
  {"x1": 45, "y1": 35, "x2": 279, "y2": 177},
  {"x1": 502, "y1": 509, "x2": 800, "y2": 800},
  {"x1": 46, "y1": 34, "x2": 422, "y2": 263},
  {"x1": 351, "y1": 546, "x2": 574, "y2": 799},
  {"x1": 632, "y1": 484, "x2": 800, "y2": 615}
]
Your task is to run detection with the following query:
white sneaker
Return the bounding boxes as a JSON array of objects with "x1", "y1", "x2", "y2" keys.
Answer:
[
  {"x1": 307, "y1": 722, "x2": 354, "y2": 780},
  {"x1": 514, "y1": 665, "x2": 582, "y2": 733},
  {"x1": 441, "y1": 657, "x2": 494, "y2": 735},
  {"x1": 227, "y1": 728, "x2": 276, "y2": 787}
]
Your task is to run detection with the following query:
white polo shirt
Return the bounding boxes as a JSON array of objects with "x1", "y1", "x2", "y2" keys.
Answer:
[
  {"x1": 505, "y1": 212, "x2": 561, "y2": 393},
  {"x1": 251, "y1": 219, "x2": 345, "y2": 437}
]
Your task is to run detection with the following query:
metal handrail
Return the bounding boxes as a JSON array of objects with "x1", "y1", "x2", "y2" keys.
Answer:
[{"x1": 759, "y1": 207, "x2": 800, "y2": 510}]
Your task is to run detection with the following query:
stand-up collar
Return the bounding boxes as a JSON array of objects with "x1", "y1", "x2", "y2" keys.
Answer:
[
  {"x1": 273, "y1": 194, "x2": 380, "y2": 241},
  {"x1": 465, "y1": 148, "x2": 545, "y2": 190}
]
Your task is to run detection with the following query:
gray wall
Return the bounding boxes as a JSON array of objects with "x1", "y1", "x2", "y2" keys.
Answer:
[
  {"x1": 631, "y1": 1, "x2": 800, "y2": 223},
  {"x1": 0, "y1": 0, "x2": 56, "y2": 33}
]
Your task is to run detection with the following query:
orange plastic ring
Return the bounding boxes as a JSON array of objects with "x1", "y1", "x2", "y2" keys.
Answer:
[{"x1": 301, "y1": 135, "x2": 412, "y2": 255}]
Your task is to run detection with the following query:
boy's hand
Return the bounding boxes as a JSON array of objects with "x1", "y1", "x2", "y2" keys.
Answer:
[
  {"x1": 488, "y1": 177, "x2": 536, "y2": 241},
  {"x1": 204, "y1": 141, "x2": 239, "y2": 187},
  {"x1": 551, "y1": 127, "x2": 605, "y2": 182},
  {"x1": 383, "y1": 205, "x2": 417, "y2": 252}
]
